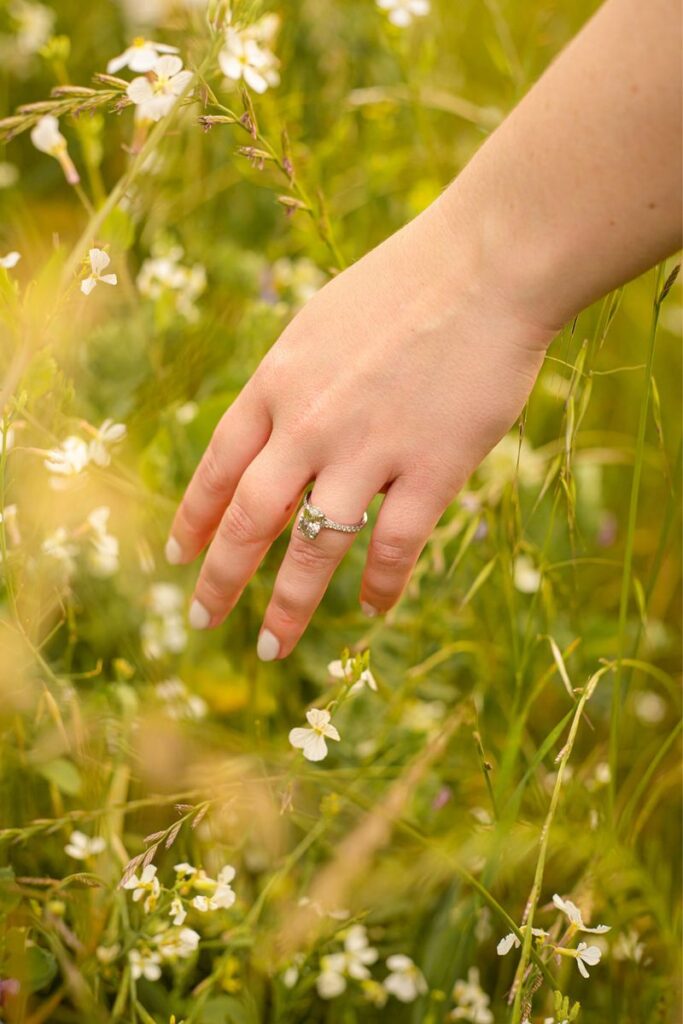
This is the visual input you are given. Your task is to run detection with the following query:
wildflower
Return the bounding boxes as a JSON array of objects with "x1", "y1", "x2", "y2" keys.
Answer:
[
  {"x1": 127, "y1": 55, "x2": 193, "y2": 122},
  {"x1": 86, "y1": 506, "x2": 120, "y2": 577},
  {"x1": 44, "y1": 436, "x2": 90, "y2": 476},
  {"x1": 141, "y1": 583, "x2": 187, "y2": 659},
  {"x1": 156, "y1": 677, "x2": 207, "y2": 720},
  {"x1": 269, "y1": 256, "x2": 326, "y2": 308},
  {"x1": 10, "y1": 1, "x2": 54, "y2": 57},
  {"x1": 169, "y1": 896, "x2": 186, "y2": 926},
  {"x1": 613, "y1": 928, "x2": 645, "y2": 963},
  {"x1": 96, "y1": 943, "x2": 121, "y2": 963},
  {"x1": 155, "y1": 926, "x2": 200, "y2": 961},
  {"x1": 64, "y1": 830, "x2": 106, "y2": 859},
  {"x1": 191, "y1": 865, "x2": 236, "y2": 912},
  {"x1": 496, "y1": 925, "x2": 549, "y2": 956},
  {"x1": 87, "y1": 419, "x2": 126, "y2": 467},
  {"x1": 383, "y1": 954, "x2": 428, "y2": 1002},
  {"x1": 327, "y1": 658, "x2": 377, "y2": 694},
  {"x1": 552, "y1": 894, "x2": 610, "y2": 935},
  {"x1": 289, "y1": 708, "x2": 340, "y2": 762},
  {"x1": 451, "y1": 967, "x2": 493, "y2": 1023},
  {"x1": 81, "y1": 249, "x2": 118, "y2": 296},
  {"x1": 123, "y1": 864, "x2": 161, "y2": 913},
  {"x1": 173, "y1": 862, "x2": 197, "y2": 880},
  {"x1": 218, "y1": 16, "x2": 280, "y2": 94},
  {"x1": 107, "y1": 37, "x2": 179, "y2": 74},
  {"x1": 42, "y1": 528, "x2": 78, "y2": 576},
  {"x1": 316, "y1": 925, "x2": 378, "y2": 999},
  {"x1": 129, "y1": 947, "x2": 162, "y2": 981},
  {"x1": 377, "y1": 0, "x2": 430, "y2": 28},
  {"x1": 513, "y1": 554, "x2": 541, "y2": 593},
  {"x1": 175, "y1": 401, "x2": 198, "y2": 424},
  {"x1": 30, "y1": 115, "x2": 79, "y2": 185},
  {"x1": 0, "y1": 252, "x2": 20, "y2": 269},
  {"x1": 553, "y1": 940, "x2": 603, "y2": 979},
  {"x1": 137, "y1": 245, "x2": 206, "y2": 321}
]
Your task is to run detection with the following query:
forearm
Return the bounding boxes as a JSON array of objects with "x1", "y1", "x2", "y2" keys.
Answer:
[{"x1": 435, "y1": 0, "x2": 682, "y2": 331}]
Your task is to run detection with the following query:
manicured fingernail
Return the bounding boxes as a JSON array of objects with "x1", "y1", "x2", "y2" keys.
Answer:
[
  {"x1": 189, "y1": 600, "x2": 211, "y2": 630},
  {"x1": 360, "y1": 601, "x2": 378, "y2": 618},
  {"x1": 256, "y1": 629, "x2": 280, "y2": 662},
  {"x1": 165, "y1": 537, "x2": 183, "y2": 565}
]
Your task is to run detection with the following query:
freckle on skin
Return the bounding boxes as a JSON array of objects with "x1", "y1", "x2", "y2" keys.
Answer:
[{"x1": 648, "y1": 202, "x2": 656, "y2": 209}]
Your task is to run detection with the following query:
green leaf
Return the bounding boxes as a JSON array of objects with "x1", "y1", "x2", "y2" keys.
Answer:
[
  {"x1": 36, "y1": 757, "x2": 83, "y2": 796},
  {"x1": 25, "y1": 945, "x2": 58, "y2": 993}
]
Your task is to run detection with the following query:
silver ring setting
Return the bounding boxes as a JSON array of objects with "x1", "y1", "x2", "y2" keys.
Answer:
[{"x1": 297, "y1": 490, "x2": 368, "y2": 542}]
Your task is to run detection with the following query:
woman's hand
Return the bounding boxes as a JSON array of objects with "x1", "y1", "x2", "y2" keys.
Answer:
[{"x1": 166, "y1": 198, "x2": 554, "y2": 660}]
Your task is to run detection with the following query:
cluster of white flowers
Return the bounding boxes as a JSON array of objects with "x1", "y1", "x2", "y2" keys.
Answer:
[
  {"x1": 155, "y1": 677, "x2": 207, "y2": 721},
  {"x1": 128, "y1": 924, "x2": 200, "y2": 981},
  {"x1": 268, "y1": 256, "x2": 326, "y2": 309},
  {"x1": 176, "y1": 863, "x2": 237, "y2": 913},
  {"x1": 104, "y1": 38, "x2": 193, "y2": 125},
  {"x1": 137, "y1": 242, "x2": 206, "y2": 321},
  {"x1": 41, "y1": 505, "x2": 120, "y2": 580},
  {"x1": 450, "y1": 967, "x2": 493, "y2": 1023},
  {"x1": 497, "y1": 894, "x2": 610, "y2": 982},
  {"x1": 141, "y1": 582, "x2": 187, "y2": 659},
  {"x1": 327, "y1": 657, "x2": 378, "y2": 694},
  {"x1": 219, "y1": 14, "x2": 280, "y2": 94},
  {"x1": 315, "y1": 926, "x2": 426, "y2": 1004},
  {"x1": 377, "y1": 0, "x2": 431, "y2": 28},
  {"x1": 44, "y1": 419, "x2": 126, "y2": 483}
]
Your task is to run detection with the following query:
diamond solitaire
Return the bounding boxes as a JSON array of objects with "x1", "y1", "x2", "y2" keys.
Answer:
[{"x1": 296, "y1": 491, "x2": 368, "y2": 542}]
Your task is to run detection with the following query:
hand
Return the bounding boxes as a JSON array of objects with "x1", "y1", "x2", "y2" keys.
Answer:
[{"x1": 166, "y1": 198, "x2": 554, "y2": 660}]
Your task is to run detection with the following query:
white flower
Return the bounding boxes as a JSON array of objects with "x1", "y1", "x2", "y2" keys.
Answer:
[
  {"x1": 613, "y1": 928, "x2": 644, "y2": 963},
  {"x1": 142, "y1": 583, "x2": 187, "y2": 658},
  {"x1": 156, "y1": 677, "x2": 207, "y2": 721},
  {"x1": 137, "y1": 247, "x2": 206, "y2": 321},
  {"x1": 127, "y1": 54, "x2": 193, "y2": 122},
  {"x1": 552, "y1": 894, "x2": 610, "y2": 935},
  {"x1": 122, "y1": 864, "x2": 160, "y2": 913},
  {"x1": 148, "y1": 581, "x2": 184, "y2": 615},
  {"x1": 451, "y1": 967, "x2": 493, "y2": 1023},
  {"x1": 155, "y1": 926, "x2": 200, "y2": 960},
  {"x1": 107, "y1": 37, "x2": 179, "y2": 74},
  {"x1": 44, "y1": 436, "x2": 90, "y2": 476},
  {"x1": 11, "y1": 1, "x2": 54, "y2": 56},
  {"x1": 289, "y1": 708, "x2": 340, "y2": 762},
  {"x1": 191, "y1": 865, "x2": 236, "y2": 912},
  {"x1": 30, "y1": 115, "x2": 79, "y2": 185},
  {"x1": 377, "y1": 0, "x2": 430, "y2": 28},
  {"x1": 0, "y1": 252, "x2": 20, "y2": 269},
  {"x1": 81, "y1": 248, "x2": 118, "y2": 296},
  {"x1": 173, "y1": 862, "x2": 197, "y2": 879},
  {"x1": 175, "y1": 401, "x2": 198, "y2": 424},
  {"x1": 383, "y1": 954, "x2": 427, "y2": 1002},
  {"x1": 574, "y1": 941, "x2": 602, "y2": 979},
  {"x1": 218, "y1": 16, "x2": 280, "y2": 94},
  {"x1": 496, "y1": 926, "x2": 548, "y2": 956},
  {"x1": 129, "y1": 947, "x2": 162, "y2": 981},
  {"x1": 86, "y1": 506, "x2": 119, "y2": 577},
  {"x1": 513, "y1": 554, "x2": 541, "y2": 593},
  {"x1": 96, "y1": 943, "x2": 120, "y2": 964},
  {"x1": 64, "y1": 830, "x2": 106, "y2": 860},
  {"x1": 327, "y1": 658, "x2": 377, "y2": 694},
  {"x1": 169, "y1": 896, "x2": 186, "y2": 926},
  {"x1": 316, "y1": 925, "x2": 378, "y2": 999},
  {"x1": 87, "y1": 418, "x2": 126, "y2": 467},
  {"x1": 42, "y1": 527, "x2": 78, "y2": 576}
]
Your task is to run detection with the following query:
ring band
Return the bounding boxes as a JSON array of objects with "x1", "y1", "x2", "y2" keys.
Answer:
[{"x1": 297, "y1": 490, "x2": 368, "y2": 541}]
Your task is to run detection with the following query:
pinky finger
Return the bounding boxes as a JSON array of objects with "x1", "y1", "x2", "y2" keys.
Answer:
[{"x1": 359, "y1": 478, "x2": 444, "y2": 617}]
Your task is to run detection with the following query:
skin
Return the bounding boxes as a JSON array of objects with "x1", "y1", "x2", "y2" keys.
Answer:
[{"x1": 167, "y1": 0, "x2": 682, "y2": 661}]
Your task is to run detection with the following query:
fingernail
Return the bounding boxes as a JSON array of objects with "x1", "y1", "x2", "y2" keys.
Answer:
[
  {"x1": 189, "y1": 600, "x2": 211, "y2": 630},
  {"x1": 165, "y1": 537, "x2": 183, "y2": 565},
  {"x1": 256, "y1": 629, "x2": 280, "y2": 662},
  {"x1": 360, "y1": 601, "x2": 378, "y2": 618}
]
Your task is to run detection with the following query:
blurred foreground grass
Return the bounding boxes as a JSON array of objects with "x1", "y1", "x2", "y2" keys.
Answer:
[{"x1": 0, "y1": 1, "x2": 680, "y2": 1022}]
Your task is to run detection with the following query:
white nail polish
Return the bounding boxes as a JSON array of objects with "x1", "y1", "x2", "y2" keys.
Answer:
[
  {"x1": 360, "y1": 601, "x2": 378, "y2": 618},
  {"x1": 165, "y1": 537, "x2": 183, "y2": 565},
  {"x1": 189, "y1": 600, "x2": 211, "y2": 630},
  {"x1": 256, "y1": 629, "x2": 280, "y2": 662}
]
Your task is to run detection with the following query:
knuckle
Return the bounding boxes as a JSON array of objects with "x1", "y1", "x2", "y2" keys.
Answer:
[
  {"x1": 219, "y1": 499, "x2": 262, "y2": 545},
  {"x1": 269, "y1": 588, "x2": 306, "y2": 627},
  {"x1": 287, "y1": 534, "x2": 337, "y2": 571},
  {"x1": 368, "y1": 535, "x2": 415, "y2": 572},
  {"x1": 197, "y1": 570, "x2": 232, "y2": 605},
  {"x1": 198, "y1": 446, "x2": 229, "y2": 499}
]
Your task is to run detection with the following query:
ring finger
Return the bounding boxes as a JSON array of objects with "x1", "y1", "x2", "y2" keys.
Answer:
[{"x1": 256, "y1": 464, "x2": 385, "y2": 661}]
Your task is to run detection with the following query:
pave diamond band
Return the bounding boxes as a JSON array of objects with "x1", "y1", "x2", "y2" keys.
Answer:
[{"x1": 297, "y1": 491, "x2": 368, "y2": 541}]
